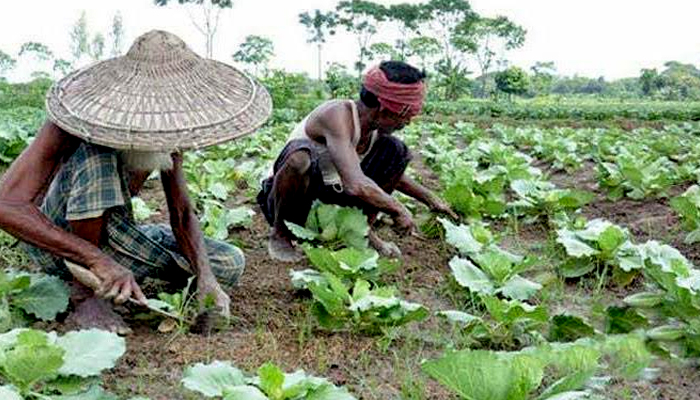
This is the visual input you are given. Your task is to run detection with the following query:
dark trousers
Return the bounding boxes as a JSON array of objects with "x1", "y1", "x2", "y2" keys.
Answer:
[{"x1": 257, "y1": 135, "x2": 412, "y2": 227}]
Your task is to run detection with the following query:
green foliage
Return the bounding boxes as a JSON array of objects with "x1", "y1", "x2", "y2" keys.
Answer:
[
  {"x1": 670, "y1": 185, "x2": 700, "y2": 243},
  {"x1": 260, "y1": 70, "x2": 326, "y2": 123},
  {"x1": 292, "y1": 271, "x2": 427, "y2": 333},
  {"x1": 441, "y1": 219, "x2": 541, "y2": 301},
  {"x1": 638, "y1": 61, "x2": 700, "y2": 101},
  {"x1": 438, "y1": 292, "x2": 549, "y2": 350},
  {"x1": 201, "y1": 204, "x2": 254, "y2": 241},
  {"x1": 182, "y1": 360, "x2": 357, "y2": 399},
  {"x1": 407, "y1": 36, "x2": 440, "y2": 71},
  {"x1": 549, "y1": 315, "x2": 596, "y2": 342},
  {"x1": 0, "y1": 51, "x2": 16, "y2": 78},
  {"x1": 18, "y1": 42, "x2": 53, "y2": 62},
  {"x1": 0, "y1": 78, "x2": 52, "y2": 109},
  {"x1": 0, "y1": 328, "x2": 125, "y2": 398},
  {"x1": 508, "y1": 180, "x2": 593, "y2": 224},
  {"x1": 232, "y1": 35, "x2": 275, "y2": 76},
  {"x1": 324, "y1": 63, "x2": 357, "y2": 99},
  {"x1": 300, "y1": 245, "x2": 398, "y2": 282},
  {"x1": 286, "y1": 202, "x2": 369, "y2": 250},
  {"x1": 146, "y1": 276, "x2": 197, "y2": 330},
  {"x1": 556, "y1": 219, "x2": 643, "y2": 281},
  {"x1": 1, "y1": 270, "x2": 70, "y2": 332},
  {"x1": 69, "y1": 11, "x2": 89, "y2": 61},
  {"x1": 0, "y1": 107, "x2": 45, "y2": 163},
  {"x1": 421, "y1": 128, "x2": 542, "y2": 219},
  {"x1": 130, "y1": 197, "x2": 155, "y2": 222},
  {"x1": 622, "y1": 241, "x2": 700, "y2": 357},
  {"x1": 423, "y1": 334, "x2": 651, "y2": 400},
  {"x1": 153, "y1": 0, "x2": 233, "y2": 7},
  {"x1": 496, "y1": 67, "x2": 530, "y2": 98},
  {"x1": 298, "y1": 9, "x2": 338, "y2": 80},
  {"x1": 597, "y1": 149, "x2": 676, "y2": 200},
  {"x1": 424, "y1": 98, "x2": 700, "y2": 121},
  {"x1": 336, "y1": 0, "x2": 388, "y2": 75},
  {"x1": 109, "y1": 12, "x2": 125, "y2": 57},
  {"x1": 299, "y1": 10, "x2": 338, "y2": 45}
]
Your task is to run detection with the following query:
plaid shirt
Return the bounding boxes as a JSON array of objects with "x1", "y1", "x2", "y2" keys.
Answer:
[{"x1": 25, "y1": 142, "x2": 244, "y2": 288}]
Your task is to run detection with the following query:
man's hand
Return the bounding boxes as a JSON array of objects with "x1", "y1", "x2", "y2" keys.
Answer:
[
  {"x1": 88, "y1": 257, "x2": 147, "y2": 306},
  {"x1": 394, "y1": 206, "x2": 416, "y2": 235},
  {"x1": 431, "y1": 198, "x2": 459, "y2": 220},
  {"x1": 368, "y1": 230, "x2": 402, "y2": 258},
  {"x1": 197, "y1": 276, "x2": 231, "y2": 319}
]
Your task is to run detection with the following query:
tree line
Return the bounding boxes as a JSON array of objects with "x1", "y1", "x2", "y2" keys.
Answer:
[{"x1": 1, "y1": 1, "x2": 700, "y2": 102}]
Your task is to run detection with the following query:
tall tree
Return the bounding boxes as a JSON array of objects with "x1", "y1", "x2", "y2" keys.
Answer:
[
  {"x1": 422, "y1": 0, "x2": 478, "y2": 99},
  {"x1": 387, "y1": 3, "x2": 427, "y2": 59},
  {"x1": 336, "y1": 0, "x2": 388, "y2": 77},
  {"x1": 407, "y1": 36, "x2": 441, "y2": 71},
  {"x1": 459, "y1": 16, "x2": 526, "y2": 97},
  {"x1": 110, "y1": 12, "x2": 125, "y2": 57},
  {"x1": 368, "y1": 42, "x2": 398, "y2": 62},
  {"x1": 19, "y1": 42, "x2": 54, "y2": 78},
  {"x1": 153, "y1": 0, "x2": 234, "y2": 58},
  {"x1": 90, "y1": 33, "x2": 106, "y2": 61},
  {"x1": 0, "y1": 50, "x2": 16, "y2": 78},
  {"x1": 232, "y1": 35, "x2": 274, "y2": 77},
  {"x1": 299, "y1": 10, "x2": 338, "y2": 81},
  {"x1": 53, "y1": 59, "x2": 73, "y2": 78},
  {"x1": 639, "y1": 68, "x2": 660, "y2": 96},
  {"x1": 530, "y1": 61, "x2": 556, "y2": 95},
  {"x1": 19, "y1": 42, "x2": 53, "y2": 61},
  {"x1": 70, "y1": 11, "x2": 90, "y2": 62},
  {"x1": 424, "y1": 0, "x2": 475, "y2": 68}
]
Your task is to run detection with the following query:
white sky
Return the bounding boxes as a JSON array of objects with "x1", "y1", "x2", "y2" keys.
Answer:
[{"x1": 1, "y1": 0, "x2": 699, "y2": 81}]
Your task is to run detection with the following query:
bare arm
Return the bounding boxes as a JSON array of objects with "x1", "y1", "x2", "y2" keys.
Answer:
[
  {"x1": 160, "y1": 152, "x2": 230, "y2": 317},
  {"x1": 0, "y1": 121, "x2": 146, "y2": 304},
  {"x1": 160, "y1": 153, "x2": 211, "y2": 279},
  {"x1": 396, "y1": 174, "x2": 437, "y2": 208},
  {"x1": 319, "y1": 113, "x2": 409, "y2": 219},
  {"x1": 0, "y1": 121, "x2": 107, "y2": 268},
  {"x1": 396, "y1": 174, "x2": 458, "y2": 219}
]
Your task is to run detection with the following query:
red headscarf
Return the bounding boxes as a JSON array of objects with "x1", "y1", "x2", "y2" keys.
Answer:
[{"x1": 363, "y1": 65, "x2": 426, "y2": 118}]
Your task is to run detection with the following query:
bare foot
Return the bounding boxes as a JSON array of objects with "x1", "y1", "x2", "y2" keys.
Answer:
[
  {"x1": 369, "y1": 230, "x2": 402, "y2": 259},
  {"x1": 268, "y1": 228, "x2": 304, "y2": 262},
  {"x1": 66, "y1": 296, "x2": 132, "y2": 335}
]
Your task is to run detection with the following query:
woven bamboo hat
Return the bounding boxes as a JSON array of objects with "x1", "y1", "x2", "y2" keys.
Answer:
[{"x1": 46, "y1": 30, "x2": 272, "y2": 151}]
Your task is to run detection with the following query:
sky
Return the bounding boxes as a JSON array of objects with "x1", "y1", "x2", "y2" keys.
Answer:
[{"x1": 0, "y1": 0, "x2": 699, "y2": 82}]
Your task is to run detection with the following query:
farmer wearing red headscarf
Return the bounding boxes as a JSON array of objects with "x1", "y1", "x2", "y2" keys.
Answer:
[{"x1": 258, "y1": 61, "x2": 456, "y2": 262}]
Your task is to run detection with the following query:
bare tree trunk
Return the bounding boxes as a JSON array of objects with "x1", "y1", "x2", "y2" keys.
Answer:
[
  {"x1": 317, "y1": 43, "x2": 322, "y2": 81},
  {"x1": 185, "y1": 0, "x2": 222, "y2": 58}
]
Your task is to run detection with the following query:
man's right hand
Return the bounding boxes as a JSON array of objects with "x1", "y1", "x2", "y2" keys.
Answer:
[{"x1": 89, "y1": 257, "x2": 147, "y2": 306}]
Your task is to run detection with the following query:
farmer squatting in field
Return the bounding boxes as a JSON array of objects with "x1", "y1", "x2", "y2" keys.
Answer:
[
  {"x1": 258, "y1": 61, "x2": 457, "y2": 262},
  {"x1": 0, "y1": 31, "x2": 271, "y2": 333}
]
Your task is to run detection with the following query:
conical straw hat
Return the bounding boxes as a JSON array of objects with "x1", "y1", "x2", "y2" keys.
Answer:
[{"x1": 46, "y1": 30, "x2": 272, "y2": 151}]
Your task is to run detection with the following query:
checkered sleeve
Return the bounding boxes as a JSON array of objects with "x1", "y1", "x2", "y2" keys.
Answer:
[{"x1": 66, "y1": 145, "x2": 126, "y2": 221}]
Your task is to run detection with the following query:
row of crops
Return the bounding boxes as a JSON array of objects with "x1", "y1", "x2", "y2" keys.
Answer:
[
  {"x1": 3, "y1": 97, "x2": 700, "y2": 398},
  {"x1": 425, "y1": 98, "x2": 700, "y2": 121}
]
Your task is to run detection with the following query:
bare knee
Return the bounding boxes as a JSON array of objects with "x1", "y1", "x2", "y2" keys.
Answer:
[{"x1": 282, "y1": 150, "x2": 312, "y2": 175}]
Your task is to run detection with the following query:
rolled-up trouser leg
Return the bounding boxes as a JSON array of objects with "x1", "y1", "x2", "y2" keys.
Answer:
[{"x1": 257, "y1": 139, "x2": 320, "y2": 229}]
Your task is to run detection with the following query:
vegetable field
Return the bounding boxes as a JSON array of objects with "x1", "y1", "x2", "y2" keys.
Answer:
[{"x1": 3, "y1": 97, "x2": 700, "y2": 399}]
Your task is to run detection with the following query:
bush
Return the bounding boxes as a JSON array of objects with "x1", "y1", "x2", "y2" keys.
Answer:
[
  {"x1": 260, "y1": 69, "x2": 327, "y2": 123},
  {"x1": 0, "y1": 77, "x2": 53, "y2": 109}
]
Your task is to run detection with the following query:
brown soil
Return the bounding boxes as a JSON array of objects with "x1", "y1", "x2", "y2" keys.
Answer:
[
  {"x1": 99, "y1": 155, "x2": 700, "y2": 400},
  {"x1": 3, "y1": 131, "x2": 700, "y2": 399}
]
